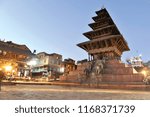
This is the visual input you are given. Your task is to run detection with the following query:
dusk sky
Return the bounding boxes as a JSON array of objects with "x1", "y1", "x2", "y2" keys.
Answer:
[{"x1": 0, "y1": 0, "x2": 150, "y2": 62}]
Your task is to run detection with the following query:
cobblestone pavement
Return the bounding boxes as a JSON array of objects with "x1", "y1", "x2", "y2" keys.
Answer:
[{"x1": 0, "y1": 85, "x2": 150, "y2": 100}]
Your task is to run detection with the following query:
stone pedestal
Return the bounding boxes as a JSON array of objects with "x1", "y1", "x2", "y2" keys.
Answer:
[{"x1": 60, "y1": 60, "x2": 144, "y2": 84}]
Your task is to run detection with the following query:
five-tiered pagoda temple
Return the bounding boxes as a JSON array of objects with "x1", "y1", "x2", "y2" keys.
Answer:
[
  {"x1": 77, "y1": 8, "x2": 129, "y2": 61},
  {"x1": 60, "y1": 8, "x2": 144, "y2": 85}
]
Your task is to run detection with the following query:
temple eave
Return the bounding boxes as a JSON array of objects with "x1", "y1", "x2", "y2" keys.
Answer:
[
  {"x1": 78, "y1": 41, "x2": 129, "y2": 55},
  {"x1": 83, "y1": 25, "x2": 118, "y2": 39},
  {"x1": 77, "y1": 45, "x2": 89, "y2": 52},
  {"x1": 88, "y1": 46, "x2": 122, "y2": 56},
  {"x1": 78, "y1": 35, "x2": 126, "y2": 45}
]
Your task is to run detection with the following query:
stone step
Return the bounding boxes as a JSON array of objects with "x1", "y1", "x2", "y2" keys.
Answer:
[
  {"x1": 101, "y1": 74, "x2": 144, "y2": 82},
  {"x1": 77, "y1": 66, "x2": 87, "y2": 70},
  {"x1": 60, "y1": 76, "x2": 67, "y2": 81},
  {"x1": 104, "y1": 63, "x2": 126, "y2": 68},
  {"x1": 69, "y1": 71, "x2": 84, "y2": 75},
  {"x1": 98, "y1": 82, "x2": 144, "y2": 85},
  {"x1": 103, "y1": 67, "x2": 134, "y2": 74}
]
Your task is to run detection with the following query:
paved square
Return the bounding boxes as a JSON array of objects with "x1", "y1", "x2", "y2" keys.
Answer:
[{"x1": 0, "y1": 85, "x2": 150, "y2": 100}]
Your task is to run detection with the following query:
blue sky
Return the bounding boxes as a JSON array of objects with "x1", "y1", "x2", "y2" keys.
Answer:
[{"x1": 0, "y1": 0, "x2": 150, "y2": 62}]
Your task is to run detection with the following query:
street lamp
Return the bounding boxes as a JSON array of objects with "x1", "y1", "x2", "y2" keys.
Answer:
[{"x1": 5, "y1": 65, "x2": 12, "y2": 72}]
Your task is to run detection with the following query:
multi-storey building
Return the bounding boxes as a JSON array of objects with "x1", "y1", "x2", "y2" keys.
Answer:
[
  {"x1": 62, "y1": 58, "x2": 76, "y2": 75},
  {"x1": 0, "y1": 40, "x2": 33, "y2": 77},
  {"x1": 32, "y1": 52, "x2": 62, "y2": 78}
]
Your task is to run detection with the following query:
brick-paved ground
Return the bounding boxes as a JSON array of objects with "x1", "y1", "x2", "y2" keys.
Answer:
[{"x1": 0, "y1": 85, "x2": 150, "y2": 100}]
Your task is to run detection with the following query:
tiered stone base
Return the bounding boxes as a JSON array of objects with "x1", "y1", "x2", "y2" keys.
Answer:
[
  {"x1": 60, "y1": 60, "x2": 144, "y2": 85},
  {"x1": 101, "y1": 60, "x2": 144, "y2": 83}
]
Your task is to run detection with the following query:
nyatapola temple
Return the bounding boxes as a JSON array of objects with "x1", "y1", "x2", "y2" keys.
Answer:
[{"x1": 60, "y1": 8, "x2": 144, "y2": 85}]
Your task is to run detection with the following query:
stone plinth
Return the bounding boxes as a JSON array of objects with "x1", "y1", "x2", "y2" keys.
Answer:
[{"x1": 60, "y1": 60, "x2": 144, "y2": 84}]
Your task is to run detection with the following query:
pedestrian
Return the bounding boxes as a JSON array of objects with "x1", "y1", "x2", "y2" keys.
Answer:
[{"x1": 0, "y1": 71, "x2": 4, "y2": 91}]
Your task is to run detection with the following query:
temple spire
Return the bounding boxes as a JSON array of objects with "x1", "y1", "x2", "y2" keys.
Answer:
[{"x1": 101, "y1": 5, "x2": 105, "y2": 9}]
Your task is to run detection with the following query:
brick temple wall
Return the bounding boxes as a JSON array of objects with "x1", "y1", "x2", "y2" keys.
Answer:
[{"x1": 60, "y1": 60, "x2": 144, "y2": 84}]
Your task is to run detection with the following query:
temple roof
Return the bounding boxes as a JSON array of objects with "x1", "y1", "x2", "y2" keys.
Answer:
[
  {"x1": 37, "y1": 52, "x2": 62, "y2": 57},
  {"x1": 88, "y1": 17, "x2": 113, "y2": 30},
  {"x1": 95, "y1": 8, "x2": 108, "y2": 15},
  {"x1": 77, "y1": 35, "x2": 130, "y2": 51},
  {"x1": 77, "y1": 7, "x2": 130, "y2": 56},
  {"x1": 83, "y1": 25, "x2": 119, "y2": 39}
]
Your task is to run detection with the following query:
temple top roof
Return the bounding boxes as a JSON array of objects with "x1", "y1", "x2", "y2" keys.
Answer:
[
  {"x1": 95, "y1": 7, "x2": 107, "y2": 15},
  {"x1": 84, "y1": 8, "x2": 122, "y2": 38}
]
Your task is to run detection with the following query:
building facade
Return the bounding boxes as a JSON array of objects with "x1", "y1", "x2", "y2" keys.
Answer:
[
  {"x1": 32, "y1": 52, "x2": 63, "y2": 78},
  {"x1": 62, "y1": 58, "x2": 76, "y2": 75},
  {"x1": 0, "y1": 40, "x2": 33, "y2": 77}
]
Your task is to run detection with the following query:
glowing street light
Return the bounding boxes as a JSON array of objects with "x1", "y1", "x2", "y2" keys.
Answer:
[{"x1": 5, "y1": 65, "x2": 12, "y2": 72}]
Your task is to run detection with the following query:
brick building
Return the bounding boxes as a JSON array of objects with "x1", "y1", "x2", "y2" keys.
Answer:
[
  {"x1": 62, "y1": 58, "x2": 76, "y2": 75},
  {"x1": 0, "y1": 40, "x2": 33, "y2": 77}
]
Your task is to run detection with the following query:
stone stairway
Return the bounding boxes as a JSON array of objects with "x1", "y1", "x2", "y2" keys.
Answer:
[
  {"x1": 60, "y1": 59, "x2": 144, "y2": 85},
  {"x1": 101, "y1": 60, "x2": 144, "y2": 83}
]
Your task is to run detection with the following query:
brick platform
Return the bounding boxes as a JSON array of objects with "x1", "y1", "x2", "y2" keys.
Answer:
[{"x1": 60, "y1": 60, "x2": 145, "y2": 85}]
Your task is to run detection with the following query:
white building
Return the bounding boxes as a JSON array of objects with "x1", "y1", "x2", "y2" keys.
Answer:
[{"x1": 31, "y1": 52, "x2": 62, "y2": 78}]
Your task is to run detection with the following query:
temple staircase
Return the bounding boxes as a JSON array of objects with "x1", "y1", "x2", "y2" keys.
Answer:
[{"x1": 60, "y1": 59, "x2": 144, "y2": 85}]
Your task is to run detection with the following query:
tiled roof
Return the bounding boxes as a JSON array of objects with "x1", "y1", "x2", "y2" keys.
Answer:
[{"x1": 0, "y1": 41, "x2": 32, "y2": 56}]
